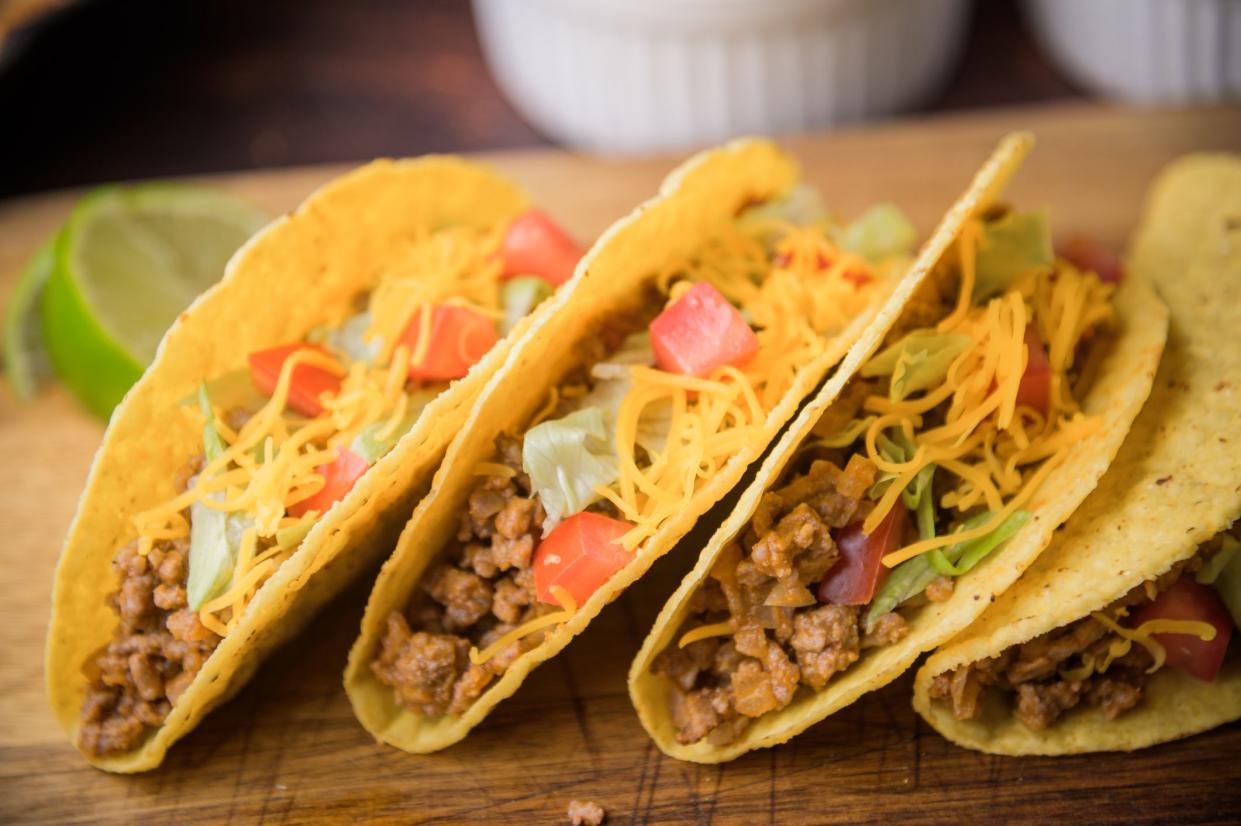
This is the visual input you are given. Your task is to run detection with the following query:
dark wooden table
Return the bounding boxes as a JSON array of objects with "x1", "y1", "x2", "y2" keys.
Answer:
[{"x1": 0, "y1": 0, "x2": 1082, "y2": 199}]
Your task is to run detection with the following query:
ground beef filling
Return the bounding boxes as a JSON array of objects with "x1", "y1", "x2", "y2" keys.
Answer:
[
  {"x1": 930, "y1": 546, "x2": 1220, "y2": 731},
  {"x1": 654, "y1": 454, "x2": 916, "y2": 746},
  {"x1": 79, "y1": 456, "x2": 221, "y2": 757},
  {"x1": 79, "y1": 537, "x2": 222, "y2": 756},
  {"x1": 372, "y1": 433, "x2": 553, "y2": 717}
]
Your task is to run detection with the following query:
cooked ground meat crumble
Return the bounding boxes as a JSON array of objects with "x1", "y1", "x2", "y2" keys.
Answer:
[
  {"x1": 79, "y1": 457, "x2": 222, "y2": 757},
  {"x1": 567, "y1": 799, "x2": 606, "y2": 826},
  {"x1": 653, "y1": 452, "x2": 921, "y2": 746},
  {"x1": 930, "y1": 537, "x2": 1230, "y2": 731},
  {"x1": 371, "y1": 433, "x2": 556, "y2": 716}
]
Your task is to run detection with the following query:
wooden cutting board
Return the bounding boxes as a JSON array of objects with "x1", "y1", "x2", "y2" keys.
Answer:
[{"x1": 2, "y1": 103, "x2": 1239, "y2": 825}]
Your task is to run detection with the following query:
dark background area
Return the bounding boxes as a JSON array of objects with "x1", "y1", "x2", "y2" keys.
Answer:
[{"x1": 0, "y1": 0, "x2": 1084, "y2": 199}]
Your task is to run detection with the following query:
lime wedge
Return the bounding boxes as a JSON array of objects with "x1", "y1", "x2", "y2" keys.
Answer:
[
  {"x1": 40, "y1": 185, "x2": 268, "y2": 419},
  {"x1": 3, "y1": 236, "x2": 57, "y2": 401}
]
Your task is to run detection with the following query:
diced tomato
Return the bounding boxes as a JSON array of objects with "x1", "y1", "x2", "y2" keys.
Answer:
[
  {"x1": 1015, "y1": 325, "x2": 1051, "y2": 415},
  {"x1": 1131, "y1": 575, "x2": 1234, "y2": 682},
  {"x1": 287, "y1": 447, "x2": 369, "y2": 518},
  {"x1": 532, "y1": 512, "x2": 633, "y2": 607},
  {"x1": 649, "y1": 282, "x2": 759, "y2": 377},
  {"x1": 248, "y1": 343, "x2": 342, "y2": 418},
  {"x1": 818, "y1": 501, "x2": 908, "y2": 606},
  {"x1": 1058, "y1": 234, "x2": 1124, "y2": 284},
  {"x1": 400, "y1": 304, "x2": 498, "y2": 382},
  {"x1": 499, "y1": 209, "x2": 584, "y2": 286}
]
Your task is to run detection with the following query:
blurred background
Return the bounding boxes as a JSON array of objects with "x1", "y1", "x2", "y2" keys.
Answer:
[{"x1": 7, "y1": 0, "x2": 1236, "y2": 199}]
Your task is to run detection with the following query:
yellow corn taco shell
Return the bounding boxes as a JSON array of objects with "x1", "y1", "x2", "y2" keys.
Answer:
[
  {"x1": 46, "y1": 157, "x2": 539, "y2": 772},
  {"x1": 912, "y1": 154, "x2": 1241, "y2": 755},
  {"x1": 344, "y1": 138, "x2": 928, "y2": 753},
  {"x1": 627, "y1": 134, "x2": 1170, "y2": 763}
]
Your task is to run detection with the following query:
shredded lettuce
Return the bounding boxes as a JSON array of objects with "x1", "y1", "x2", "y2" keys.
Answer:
[
  {"x1": 840, "y1": 203, "x2": 917, "y2": 263},
  {"x1": 349, "y1": 389, "x2": 437, "y2": 464},
  {"x1": 800, "y1": 415, "x2": 876, "y2": 454},
  {"x1": 572, "y1": 332, "x2": 668, "y2": 457},
  {"x1": 928, "y1": 510, "x2": 1031, "y2": 577},
  {"x1": 523, "y1": 406, "x2": 619, "y2": 534},
  {"x1": 198, "y1": 383, "x2": 226, "y2": 462},
  {"x1": 181, "y1": 367, "x2": 264, "y2": 413},
  {"x1": 861, "y1": 329, "x2": 971, "y2": 402},
  {"x1": 186, "y1": 383, "x2": 251, "y2": 610},
  {"x1": 310, "y1": 312, "x2": 380, "y2": 363},
  {"x1": 973, "y1": 210, "x2": 1053, "y2": 300},
  {"x1": 501, "y1": 277, "x2": 553, "y2": 335},
  {"x1": 187, "y1": 496, "x2": 252, "y2": 610},
  {"x1": 863, "y1": 510, "x2": 1028, "y2": 631},
  {"x1": 737, "y1": 183, "x2": 829, "y2": 236}
]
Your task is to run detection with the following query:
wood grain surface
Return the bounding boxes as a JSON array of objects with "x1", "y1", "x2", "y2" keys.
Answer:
[{"x1": 2, "y1": 104, "x2": 1240, "y2": 824}]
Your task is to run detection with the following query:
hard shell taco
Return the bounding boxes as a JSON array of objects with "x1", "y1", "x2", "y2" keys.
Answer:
[
  {"x1": 46, "y1": 156, "x2": 589, "y2": 772},
  {"x1": 913, "y1": 154, "x2": 1241, "y2": 755},
  {"x1": 344, "y1": 138, "x2": 929, "y2": 752},
  {"x1": 627, "y1": 134, "x2": 1169, "y2": 763}
]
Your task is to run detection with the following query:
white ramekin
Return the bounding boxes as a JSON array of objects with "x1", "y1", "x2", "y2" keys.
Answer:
[
  {"x1": 1023, "y1": 0, "x2": 1241, "y2": 103},
  {"x1": 471, "y1": 0, "x2": 972, "y2": 154}
]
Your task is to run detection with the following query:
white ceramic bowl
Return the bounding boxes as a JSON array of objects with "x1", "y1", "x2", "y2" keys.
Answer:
[
  {"x1": 1023, "y1": 0, "x2": 1241, "y2": 103},
  {"x1": 472, "y1": 0, "x2": 972, "y2": 154}
]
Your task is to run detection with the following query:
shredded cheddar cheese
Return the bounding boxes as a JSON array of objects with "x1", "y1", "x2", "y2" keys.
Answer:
[
  {"x1": 366, "y1": 225, "x2": 505, "y2": 364},
  {"x1": 133, "y1": 223, "x2": 513, "y2": 637},
  {"x1": 678, "y1": 620, "x2": 737, "y2": 648},
  {"x1": 847, "y1": 221, "x2": 1115, "y2": 567},
  {"x1": 1089, "y1": 610, "x2": 1218, "y2": 675},
  {"x1": 591, "y1": 222, "x2": 886, "y2": 551}
]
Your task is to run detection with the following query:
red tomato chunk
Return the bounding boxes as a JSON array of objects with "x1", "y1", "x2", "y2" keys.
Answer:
[
  {"x1": 818, "y1": 501, "x2": 908, "y2": 606},
  {"x1": 649, "y1": 282, "x2": 758, "y2": 378},
  {"x1": 1131, "y1": 575, "x2": 1234, "y2": 682},
  {"x1": 287, "y1": 447, "x2": 369, "y2": 518},
  {"x1": 499, "y1": 209, "x2": 584, "y2": 287},
  {"x1": 1015, "y1": 325, "x2": 1051, "y2": 415},
  {"x1": 533, "y1": 512, "x2": 633, "y2": 607},
  {"x1": 1058, "y1": 234, "x2": 1124, "y2": 284},
  {"x1": 400, "y1": 304, "x2": 498, "y2": 382},
  {"x1": 248, "y1": 343, "x2": 342, "y2": 418}
]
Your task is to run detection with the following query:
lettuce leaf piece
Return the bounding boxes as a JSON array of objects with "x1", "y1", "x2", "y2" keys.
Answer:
[
  {"x1": 861, "y1": 329, "x2": 972, "y2": 402},
  {"x1": 864, "y1": 510, "x2": 1029, "y2": 631},
  {"x1": 309, "y1": 312, "x2": 379, "y2": 363},
  {"x1": 575, "y1": 332, "x2": 669, "y2": 457},
  {"x1": 578, "y1": 367, "x2": 671, "y2": 459},
  {"x1": 737, "y1": 183, "x2": 829, "y2": 231},
  {"x1": 501, "y1": 276, "x2": 554, "y2": 335},
  {"x1": 197, "y1": 383, "x2": 226, "y2": 463},
  {"x1": 180, "y1": 367, "x2": 264, "y2": 413},
  {"x1": 349, "y1": 389, "x2": 437, "y2": 464},
  {"x1": 928, "y1": 510, "x2": 1031, "y2": 577},
  {"x1": 523, "y1": 406, "x2": 620, "y2": 534},
  {"x1": 802, "y1": 415, "x2": 875, "y2": 452},
  {"x1": 840, "y1": 203, "x2": 917, "y2": 263},
  {"x1": 186, "y1": 495, "x2": 252, "y2": 610},
  {"x1": 973, "y1": 210, "x2": 1053, "y2": 300}
]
